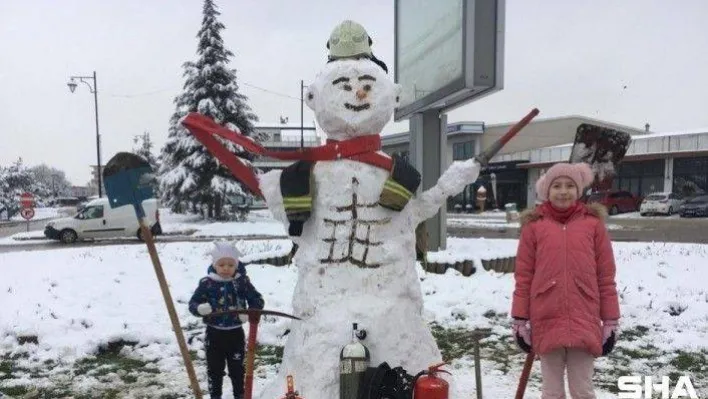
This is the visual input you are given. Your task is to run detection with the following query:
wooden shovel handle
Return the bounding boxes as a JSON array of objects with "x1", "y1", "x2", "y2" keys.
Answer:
[{"x1": 140, "y1": 220, "x2": 203, "y2": 398}]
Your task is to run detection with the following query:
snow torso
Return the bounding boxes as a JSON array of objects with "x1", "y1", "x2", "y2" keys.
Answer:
[
  {"x1": 258, "y1": 161, "x2": 443, "y2": 399},
  {"x1": 295, "y1": 160, "x2": 419, "y2": 305}
]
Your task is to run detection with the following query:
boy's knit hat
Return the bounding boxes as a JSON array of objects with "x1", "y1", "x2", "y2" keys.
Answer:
[
  {"x1": 210, "y1": 241, "x2": 242, "y2": 264},
  {"x1": 535, "y1": 162, "x2": 594, "y2": 201}
]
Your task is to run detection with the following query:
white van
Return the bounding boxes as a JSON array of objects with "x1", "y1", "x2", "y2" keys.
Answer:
[{"x1": 44, "y1": 198, "x2": 162, "y2": 244}]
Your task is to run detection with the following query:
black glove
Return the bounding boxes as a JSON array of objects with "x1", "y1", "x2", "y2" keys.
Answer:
[{"x1": 602, "y1": 331, "x2": 616, "y2": 356}]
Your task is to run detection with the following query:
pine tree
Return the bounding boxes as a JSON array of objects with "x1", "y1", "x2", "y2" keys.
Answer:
[
  {"x1": 0, "y1": 158, "x2": 35, "y2": 218},
  {"x1": 133, "y1": 131, "x2": 160, "y2": 172},
  {"x1": 133, "y1": 131, "x2": 161, "y2": 199},
  {"x1": 159, "y1": 0, "x2": 259, "y2": 220}
]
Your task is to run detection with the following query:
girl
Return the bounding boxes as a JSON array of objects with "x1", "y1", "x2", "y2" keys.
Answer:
[{"x1": 511, "y1": 162, "x2": 620, "y2": 399}]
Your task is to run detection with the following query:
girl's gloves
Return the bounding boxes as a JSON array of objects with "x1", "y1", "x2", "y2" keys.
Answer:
[
  {"x1": 602, "y1": 319, "x2": 619, "y2": 356},
  {"x1": 512, "y1": 318, "x2": 532, "y2": 353}
]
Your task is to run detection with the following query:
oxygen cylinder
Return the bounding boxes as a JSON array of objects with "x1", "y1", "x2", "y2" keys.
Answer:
[
  {"x1": 339, "y1": 322, "x2": 370, "y2": 399},
  {"x1": 413, "y1": 362, "x2": 450, "y2": 399}
]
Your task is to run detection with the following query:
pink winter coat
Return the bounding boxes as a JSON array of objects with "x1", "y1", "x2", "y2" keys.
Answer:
[{"x1": 511, "y1": 203, "x2": 621, "y2": 357}]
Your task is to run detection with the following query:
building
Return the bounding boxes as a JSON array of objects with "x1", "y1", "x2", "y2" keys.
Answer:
[
  {"x1": 494, "y1": 128, "x2": 708, "y2": 208},
  {"x1": 70, "y1": 186, "x2": 93, "y2": 198},
  {"x1": 251, "y1": 122, "x2": 321, "y2": 172},
  {"x1": 381, "y1": 115, "x2": 650, "y2": 211}
]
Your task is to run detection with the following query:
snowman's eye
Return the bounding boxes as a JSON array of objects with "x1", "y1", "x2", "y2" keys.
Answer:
[
  {"x1": 342, "y1": 84, "x2": 352, "y2": 91},
  {"x1": 363, "y1": 84, "x2": 372, "y2": 92}
]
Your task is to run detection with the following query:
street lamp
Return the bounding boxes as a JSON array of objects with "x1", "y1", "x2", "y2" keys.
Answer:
[{"x1": 67, "y1": 71, "x2": 102, "y2": 197}]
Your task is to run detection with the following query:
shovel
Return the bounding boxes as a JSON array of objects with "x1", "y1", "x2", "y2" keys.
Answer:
[
  {"x1": 103, "y1": 152, "x2": 202, "y2": 398},
  {"x1": 514, "y1": 351, "x2": 535, "y2": 399}
]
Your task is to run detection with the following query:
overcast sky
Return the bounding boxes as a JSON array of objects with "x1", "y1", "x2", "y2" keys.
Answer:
[{"x1": 1, "y1": 0, "x2": 707, "y2": 185}]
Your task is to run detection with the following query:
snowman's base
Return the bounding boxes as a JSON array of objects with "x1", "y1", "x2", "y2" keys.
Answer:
[{"x1": 266, "y1": 328, "x2": 495, "y2": 399}]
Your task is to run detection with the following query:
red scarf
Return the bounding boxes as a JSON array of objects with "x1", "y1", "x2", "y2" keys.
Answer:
[
  {"x1": 540, "y1": 201, "x2": 584, "y2": 224},
  {"x1": 181, "y1": 113, "x2": 393, "y2": 197}
]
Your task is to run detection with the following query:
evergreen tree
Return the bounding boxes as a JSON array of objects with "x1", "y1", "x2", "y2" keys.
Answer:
[
  {"x1": 133, "y1": 131, "x2": 160, "y2": 173},
  {"x1": 0, "y1": 158, "x2": 35, "y2": 218},
  {"x1": 134, "y1": 131, "x2": 161, "y2": 198},
  {"x1": 159, "y1": 0, "x2": 259, "y2": 219}
]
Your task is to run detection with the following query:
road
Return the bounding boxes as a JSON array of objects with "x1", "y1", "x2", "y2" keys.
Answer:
[
  {"x1": 448, "y1": 214, "x2": 708, "y2": 243},
  {"x1": 1, "y1": 214, "x2": 706, "y2": 255},
  {"x1": 0, "y1": 234, "x2": 291, "y2": 254},
  {"x1": 0, "y1": 219, "x2": 50, "y2": 238}
]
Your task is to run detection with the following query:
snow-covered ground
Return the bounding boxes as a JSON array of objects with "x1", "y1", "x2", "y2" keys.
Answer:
[{"x1": 1, "y1": 238, "x2": 706, "y2": 397}]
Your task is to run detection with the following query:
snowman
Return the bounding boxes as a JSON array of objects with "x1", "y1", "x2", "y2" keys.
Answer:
[{"x1": 253, "y1": 20, "x2": 481, "y2": 399}]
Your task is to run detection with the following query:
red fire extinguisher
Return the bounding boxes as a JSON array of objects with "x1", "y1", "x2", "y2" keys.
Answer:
[
  {"x1": 413, "y1": 362, "x2": 451, "y2": 399},
  {"x1": 280, "y1": 375, "x2": 304, "y2": 399}
]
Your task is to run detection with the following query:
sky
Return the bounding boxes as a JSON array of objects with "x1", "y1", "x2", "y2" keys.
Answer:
[{"x1": 1, "y1": 0, "x2": 707, "y2": 186}]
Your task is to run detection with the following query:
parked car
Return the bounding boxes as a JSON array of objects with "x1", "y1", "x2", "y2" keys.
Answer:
[
  {"x1": 584, "y1": 190, "x2": 642, "y2": 215},
  {"x1": 44, "y1": 197, "x2": 161, "y2": 244},
  {"x1": 639, "y1": 192, "x2": 685, "y2": 216},
  {"x1": 679, "y1": 195, "x2": 708, "y2": 218}
]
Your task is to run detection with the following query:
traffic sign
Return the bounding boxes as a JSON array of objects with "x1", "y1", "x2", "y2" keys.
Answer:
[
  {"x1": 20, "y1": 208, "x2": 35, "y2": 220},
  {"x1": 20, "y1": 192, "x2": 34, "y2": 208}
]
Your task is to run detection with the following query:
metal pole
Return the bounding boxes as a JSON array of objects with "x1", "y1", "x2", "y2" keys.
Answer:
[
  {"x1": 474, "y1": 336, "x2": 483, "y2": 399},
  {"x1": 300, "y1": 79, "x2": 304, "y2": 149},
  {"x1": 93, "y1": 71, "x2": 103, "y2": 198}
]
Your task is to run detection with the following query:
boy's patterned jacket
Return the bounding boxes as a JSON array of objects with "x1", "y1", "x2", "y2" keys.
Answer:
[{"x1": 188, "y1": 262, "x2": 265, "y2": 329}]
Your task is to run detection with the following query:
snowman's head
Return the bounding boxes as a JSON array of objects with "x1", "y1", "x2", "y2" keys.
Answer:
[{"x1": 305, "y1": 59, "x2": 401, "y2": 141}]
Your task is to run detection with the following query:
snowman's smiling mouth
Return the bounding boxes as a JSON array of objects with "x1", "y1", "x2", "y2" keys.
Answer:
[{"x1": 344, "y1": 103, "x2": 371, "y2": 111}]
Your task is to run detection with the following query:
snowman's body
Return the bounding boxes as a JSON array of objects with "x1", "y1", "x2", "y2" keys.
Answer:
[
  {"x1": 257, "y1": 160, "x2": 443, "y2": 399},
  {"x1": 255, "y1": 58, "x2": 478, "y2": 399}
]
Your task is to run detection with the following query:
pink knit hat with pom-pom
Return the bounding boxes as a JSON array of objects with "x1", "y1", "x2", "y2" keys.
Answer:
[{"x1": 535, "y1": 162, "x2": 594, "y2": 201}]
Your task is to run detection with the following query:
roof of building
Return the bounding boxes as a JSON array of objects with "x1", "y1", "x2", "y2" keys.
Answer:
[
  {"x1": 381, "y1": 115, "x2": 650, "y2": 147},
  {"x1": 484, "y1": 114, "x2": 649, "y2": 136},
  {"x1": 491, "y1": 127, "x2": 708, "y2": 166}
]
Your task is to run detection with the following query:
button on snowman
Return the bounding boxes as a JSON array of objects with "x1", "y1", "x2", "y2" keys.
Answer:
[{"x1": 256, "y1": 20, "x2": 480, "y2": 399}]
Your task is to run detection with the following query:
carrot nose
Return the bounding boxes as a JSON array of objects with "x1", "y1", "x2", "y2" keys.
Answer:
[{"x1": 356, "y1": 89, "x2": 367, "y2": 100}]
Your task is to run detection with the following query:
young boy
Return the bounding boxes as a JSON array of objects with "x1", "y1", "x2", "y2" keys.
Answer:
[{"x1": 189, "y1": 241, "x2": 265, "y2": 399}]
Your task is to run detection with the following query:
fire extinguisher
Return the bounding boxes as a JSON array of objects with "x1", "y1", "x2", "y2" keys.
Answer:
[
  {"x1": 280, "y1": 375, "x2": 303, "y2": 399},
  {"x1": 339, "y1": 322, "x2": 369, "y2": 399},
  {"x1": 413, "y1": 362, "x2": 451, "y2": 399}
]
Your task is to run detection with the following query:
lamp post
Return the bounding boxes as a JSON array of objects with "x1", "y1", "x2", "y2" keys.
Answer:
[{"x1": 67, "y1": 71, "x2": 102, "y2": 197}]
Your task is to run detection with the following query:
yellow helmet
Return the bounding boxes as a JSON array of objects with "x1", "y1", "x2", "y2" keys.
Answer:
[{"x1": 327, "y1": 20, "x2": 372, "y2": 60}]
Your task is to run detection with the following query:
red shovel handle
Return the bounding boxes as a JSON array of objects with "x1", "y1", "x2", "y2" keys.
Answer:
[
  {"x1": 515, "y1": 351, "x2": 535, "y2": 399},
  {"x1": 244, "y1": 313, "x2": 260, "y2": 399}
]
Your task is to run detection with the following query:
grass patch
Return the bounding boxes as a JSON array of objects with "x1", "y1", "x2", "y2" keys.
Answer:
[
  {"x1": 0, "y1": 384, "x2": 31, "y2": 396},
  {"x1": 430, "y1": 322, "x2": 480, "y2": 361},
  {"x1": 670, "y1": 350, "x2": 708, "y2": 374},
  {"x1": 620, "y1": 325, "x2": 650, "y2": 340},
  {"x1": 256, "y1": 344, "x2": 284, "y2": 367}
]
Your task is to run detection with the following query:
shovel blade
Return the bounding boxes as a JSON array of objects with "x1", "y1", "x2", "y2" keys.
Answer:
[
  {"x1": 103, "y1": 152, "x2": 156, "y2": 217},
  {"x1": 569, "y1": 124, "x2": 632, "y2": 190}
]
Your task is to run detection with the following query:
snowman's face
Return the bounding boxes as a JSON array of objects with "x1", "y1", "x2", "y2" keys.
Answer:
[{"x1": 306, "y1": 59, "x2": 401, "y2": 141}]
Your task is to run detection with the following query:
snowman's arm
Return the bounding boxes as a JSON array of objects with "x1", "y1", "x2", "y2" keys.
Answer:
[
  {"x1": 257, "y1": 170, "x2": 289, "y2": 228},
  {"x1": 409, "y1": 158, "x2": 481, "y2": 225}
]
